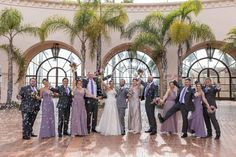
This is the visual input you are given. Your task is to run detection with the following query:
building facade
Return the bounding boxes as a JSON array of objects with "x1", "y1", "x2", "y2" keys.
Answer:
[{"x1": 0, "y1": 0, "x2": 236, "y2": 103}]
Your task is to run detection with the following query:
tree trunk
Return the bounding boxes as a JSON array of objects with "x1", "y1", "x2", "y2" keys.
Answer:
[
  {"x1": 81, "y1": 42, "x2": 86, "y2": 76},
  {"x1": 177, "y1": 44, "x2": 183, "y2": 84},
  {"x1": 161, "y1": 52, "x2": 168, "y2": 97},
  {"x1": 6, "y1": 40, "x2": 14, "y2": 107},
  {"x1": 96, "y1": 34, "x2": 102, "y2": 71}
]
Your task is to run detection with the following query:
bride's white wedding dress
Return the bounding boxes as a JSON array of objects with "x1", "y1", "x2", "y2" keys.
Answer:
[{"x1": 96, "y1": 89, "x2": 121, "y2": 135}]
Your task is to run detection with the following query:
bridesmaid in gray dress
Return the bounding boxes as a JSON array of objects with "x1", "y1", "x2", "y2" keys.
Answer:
[
  {"x1": 128, "y1": 78, "x2": 142, "y2": 134},
  {"x1": 161, "y1": 81, "x2": 178, "y2": 134},
  {"x1": 188, "y1": 82, "x2": 212, "y2": 138},
  {"x1": 71, "y1": 79, "x2": 97, "y2": 136},
  {"x1": 39, "y1": 78, "x2": 55, "y2": 138}
]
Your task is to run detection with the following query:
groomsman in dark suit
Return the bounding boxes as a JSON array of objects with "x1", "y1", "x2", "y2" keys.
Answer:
[
  {"x1": 141, "y1": 75, "x2": 159, "y2": 135},
  {"x1": 202, "y1": 78, "x2": 221, "y2": 140},
  {"x1": 158, "y1": 78, "x2": 195, "y2": 138},
  {"x1": 50, "y1": 77, "x2": 72, "y2": 137},
  {"x1": 82, "y1": 72, "x2": 111, "y2": 133},
  {"x1": 18, "y1": 78, "x2": 41, "y2": 140}
]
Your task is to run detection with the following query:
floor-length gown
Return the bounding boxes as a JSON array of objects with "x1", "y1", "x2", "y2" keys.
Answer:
[
  {"x1": 188, "y1": 95, "x2": 206, "y2": 137},
  {"x1": 39, "y1": 90, "x2": 55, "y2": 138},
  {"x1": 128, "y1": 87, "x2": 142, "y2": 133},
  {"x1": 161, "y1": 91, "x2": 178, "y2": 133},
  {"x1": 96, "y1": 89, "x2": 121, "y2": 135},
  {"x1": 71, "y1": 89, "x2": 88, "y2": 136}
]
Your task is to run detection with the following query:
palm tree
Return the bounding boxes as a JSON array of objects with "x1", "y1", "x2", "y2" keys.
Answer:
[
  {"x1": 95, "y1": 2, "x2": 128, "y2": 70},
  {"x1": 222, "y1": 27, "x2": 236, "y2": 52},
  {"x1": 122, "y1": 11, "x2": 178, "y2": 95},
  {"x1": 169, "y1": 0, "x2": 215, "y2": 82},
  {"x1": 0, "y1": 8, "x2": 38, "y2": 106}
]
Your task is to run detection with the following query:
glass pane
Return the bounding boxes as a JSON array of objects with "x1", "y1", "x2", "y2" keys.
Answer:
[
  {"x1": 104, "y1": 51, "x2": 159, "y2": 87},
  {"x1": 26, "y1": 48, "x2": 81, "y2": 88}
]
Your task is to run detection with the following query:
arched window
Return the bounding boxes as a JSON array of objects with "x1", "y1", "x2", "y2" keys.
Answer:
[
  {"x1": 182, "y1": 48, "x2": 236, "y2": 99},
  {"x1": 26, "y1": 48, "x2": 81, "y2": 88},
  {"x1": 104, "y1": 50, "x2": 160, "y2": 87}
]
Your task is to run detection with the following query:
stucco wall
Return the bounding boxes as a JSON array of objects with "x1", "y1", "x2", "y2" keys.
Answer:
[{"x1": 0, "y1": 0, "x2": 236, "y2": 102}]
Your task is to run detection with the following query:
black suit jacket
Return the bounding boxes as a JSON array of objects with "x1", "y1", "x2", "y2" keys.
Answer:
[
  {"x1": 50, "y1": 85, "x2": 72, "y2": 108},
  {"x1": 82, "y1": 75, "x2": 112, "y2": 98},
  {"x1": 141, "y1": 81, "x2": 158, "y2": 102},
  {"x1": 18, "y1": 85, "x2": 41, "y2": 112},
  {"x1": 202, "y1": 85, "x2": 220, "y2": 108},
  {"x1": 174, "y1": 81, "x2": 195, "y2": 111}
]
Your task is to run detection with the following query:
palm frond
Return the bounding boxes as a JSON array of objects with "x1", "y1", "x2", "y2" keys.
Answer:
[
  {"x1": 40, "y1": 15, "x2": 74, "y2": 42},
  {"x1": 190, "y1": 22, "x2": 215, "y2": 42}
]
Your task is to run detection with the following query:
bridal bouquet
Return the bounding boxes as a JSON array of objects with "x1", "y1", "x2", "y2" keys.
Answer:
[
  {"x1": 127, "y1": 89, "x2": 134, "y2": 97},
  {"x1": 154, "y1": 98, "x2": 164, "y2": 109}
]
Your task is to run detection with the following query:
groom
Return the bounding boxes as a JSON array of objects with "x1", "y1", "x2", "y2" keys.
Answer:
[
  {"x1": 116, "y1": 79, "x2": 129, "y2": 135},
  {"x1": 83, "y1": 71, "x2": 111, "y2": 133}
]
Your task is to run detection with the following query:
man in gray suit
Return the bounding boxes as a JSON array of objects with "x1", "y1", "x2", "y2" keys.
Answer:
[{"x1": 116, "y1": 79, "x2": 129, "y2": 135}]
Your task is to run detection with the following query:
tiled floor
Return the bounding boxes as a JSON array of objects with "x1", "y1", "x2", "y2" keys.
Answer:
[{"x1": 0, "y1": 100, "x2": 236, "y2": 157}]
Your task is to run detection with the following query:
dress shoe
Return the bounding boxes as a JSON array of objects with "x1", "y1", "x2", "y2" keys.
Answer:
[
  {"x1": 215, "y1": 134, "x2": 220, "y2": 140},
  {"x1": 121, "y1": 132, "x2": 125, "y2": 135},
  {"x1": 92, "y1": 129, "x2": 98, "y2": 133},
  {"x1": 23, "y1": 136, "x2": 30, "y2": 140},
  {"x1": 150, "y1": 131, "x2": 157, "y2": 135},
  {"x1": 181, "y1": 133, "x2": 188, "y2": 138},
  {"x1": 31, "y1": 133, "x2": 37, "y2": 137},
  {"x1": 158, "y1": 113, "x2": 164, "y2": 123},
  {"x1": 206, "y1": 133, "x2": 212, "y2": 138},
  {"x1": 58, "y1": 134, "x2": 62, "y2": 137},
  {"x1": 64, "y1": 132, "x2": 71, "y2": 136},
  {"x1": 145, "y1": 129, "x2": 152, "y2": 133}
]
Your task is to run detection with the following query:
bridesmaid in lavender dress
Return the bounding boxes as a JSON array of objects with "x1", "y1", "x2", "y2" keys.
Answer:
[
  {"x1": 39, "y1": 78, "x2": 55, "y2": 138},
  {"x1": 160, "y1": 81, "x2": 178, "y2": 134},
  {"x1": 127, "y1": 78, "x2": 142, "y2": 134},
  {"x1": 71, "y1": 79, "x2": 97, "y2": 136},
  {"x1": 188, "y1": 82, "x2": 212, "y2": 138}
]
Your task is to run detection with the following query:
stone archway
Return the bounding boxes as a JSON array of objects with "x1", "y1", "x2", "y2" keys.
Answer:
[
  {"x1": 20, "y1": 41, "x2": 81, "y2": 88},
  {"x1": 101, "y1": 42, "x2": 164, "y2": 96}
]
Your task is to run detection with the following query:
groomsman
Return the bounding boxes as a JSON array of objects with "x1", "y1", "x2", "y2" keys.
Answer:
[
  {"x1": 202, "y1": 78, "x2": 221, "y2": 140},
  {"x1": 158, "y1": 78, "x2": 195, "y2": 138},
  {"x1": 141, "y1": 75, "x2": 159, "y2": 135},
  {"x1": 116, "y1": 79, "x2": 129, "y2": 135},
  {"x1": 82, "y1": 71, "x2": 112, "y2": 133},
  {"x1": 18, "y1": 78, "x2": 41, "y2": 140},
  {"x1": 50, "y1": 78, "x2": 72, "y2": 137}
]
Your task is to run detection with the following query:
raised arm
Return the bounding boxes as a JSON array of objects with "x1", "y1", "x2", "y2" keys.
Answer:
[{"x1": 162, "y1": 89, "x2": 170, "y2": 102}]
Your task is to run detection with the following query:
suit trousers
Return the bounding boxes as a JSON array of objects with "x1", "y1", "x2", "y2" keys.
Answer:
[
  {"x1": 117, "y1": 107, "x2": 126, "y2": 134},
  {"x1": 85, "y1": 98, "x2": 98, "y2": 132},
  {"x1": 203, "y1": 107, "x2": 221, "y2": 135},
  {"x1": 58, "y1": 106, "x2": 71, "y2": 135},
  {"x1": 164, "y1": 103, "x2": 189, "y2": 134},
  {"x1": 21, "y1": 110, "x2": 38, "y2": 138},
  {"x1": 145, "y1": 101, "x2": 157, "y2": 132}
]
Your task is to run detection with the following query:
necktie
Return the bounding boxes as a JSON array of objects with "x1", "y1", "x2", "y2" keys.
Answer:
[
  {"x1": 90, "y1": 80, "x2": 94, "y2": 95},
  {"x1": 179, "y1": 87, "x2": 187, "y2": 103},
  {"x1": 31, "y1": 86, "x2": 36, "y2": 92},
  {"x1": 144, "y1": 84, "x2": 150, "y2": 98}
]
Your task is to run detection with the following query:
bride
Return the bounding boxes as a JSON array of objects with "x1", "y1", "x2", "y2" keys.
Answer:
[{"x1": 96, "y1": 80, "x2": 121, "y2": 135}]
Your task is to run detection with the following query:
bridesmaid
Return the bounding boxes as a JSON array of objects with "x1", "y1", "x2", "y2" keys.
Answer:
[
  {"x1": 71, "y1": 78, "x2": 97, "y2": 136},
  {"x1": 160, "y1": 81, "x2": 178, "y2": 134},
  {"x1": 127, "y1": 78, "x2": 142, "y2": 134},
  {"x1": 39, "y1": 78, "x2": 55, "y2": 139},
  {"x1": 188, "y1": 82, "x2": 212, "y2": 138}
]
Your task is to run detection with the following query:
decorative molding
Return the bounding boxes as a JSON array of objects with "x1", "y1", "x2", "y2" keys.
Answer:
[{"x1": 0, "y1": 0, "x2": 235, "y2": 12}]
